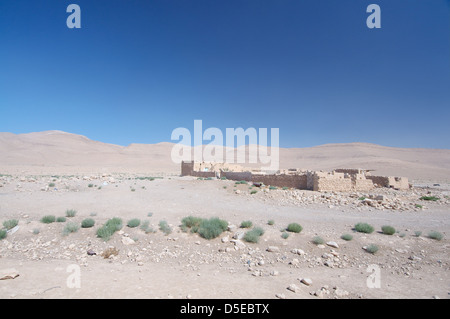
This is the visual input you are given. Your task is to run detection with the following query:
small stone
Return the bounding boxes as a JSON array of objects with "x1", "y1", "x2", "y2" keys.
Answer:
[
  {"x1": 326, "y1": 241, "x2": 339, "y2": 249},
  {"x1": 287, "y1": 284, "x2": 301, "y2": 293},
  {"x1": 270, "y1": 270, "x2": 279, "y2": 276},
  {"x1": 275, "y1": 293, "x2": 286, "y2": 299},
  {"x1": 87, "y1": 249, "x2": 96, "y2": 256},
  {"x1": 221, "y1": 236, "x2": 229, "y2": 243},
  {"x1": 0, "y1": 269, "x2": 19, "y2": 280},
  {"x1": 300, "y1": 278, "x2": 313, "y2": 286},
  {"x1": 267, "y1": 246, "x2": 280, "y2": 253},
  {"x1": 121, "y1": 237, "x2": 135, "y2": 245}
]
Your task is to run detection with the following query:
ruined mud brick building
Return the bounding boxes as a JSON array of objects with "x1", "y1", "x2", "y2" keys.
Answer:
[{"x1": 181, "y1": 161, "x2": 409, "y2": 192}]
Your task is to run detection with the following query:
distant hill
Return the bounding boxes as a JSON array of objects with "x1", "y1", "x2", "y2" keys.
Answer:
[{"x1": 1, "y1": 130, "x2": 449, "y2": 181}]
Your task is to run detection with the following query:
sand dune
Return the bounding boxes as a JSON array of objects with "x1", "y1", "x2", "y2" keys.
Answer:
[{"x1": 1, "y1": 130, "x2": 449, "y2": 181}]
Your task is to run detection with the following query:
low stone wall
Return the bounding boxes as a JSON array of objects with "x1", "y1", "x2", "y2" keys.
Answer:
[
  {"x1": 313, "y1": 175, "x2": 353, "y2": 192},
  {"x1": 222, "y1": 171, "x2": 252, "y2": 182},
  {"x1": 251, "y1": 174, "x2": 307, "y2": 189}
]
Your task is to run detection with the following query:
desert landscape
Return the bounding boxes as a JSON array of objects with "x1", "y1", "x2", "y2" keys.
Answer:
[{"x1": 0, "y1": 131, "x2": 449, "y2": 299}]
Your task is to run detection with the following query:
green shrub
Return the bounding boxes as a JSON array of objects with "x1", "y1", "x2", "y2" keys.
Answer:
[
  {"x1": 286, "y1": 223, "x2": 303, "y2": 233},
  {"x1": 0, "y1": 229, "x2": 6, "y2": 240},
  {"x1": 65, "y1": 209, "x2": 77, "y2": 218},
  {"x1": 197, "y1": 217, "x2": 228, "y2": 240},
  {"x1": 365, "y1": 244, "x2": 379, "y2": 254},
  {"x1": 3, "y1": 219, "x2": 18, "y2": 230},
  {"x1": 381, "y1": 225, "x2": 396, "y2": 235},
  {"x1": 240, "y1": 220, "x2": 253, "y2": 228},
  {"x1": 281, "y1": 232, "x2": 289, "y2": 239},
  {"x1": 41, "y1": 215, "x2": 56, "y2": 224},
  {"x1": 96, "y1": 217, "x2": 123, "y2": 241},
  {"x1": 269, "y1": 186, "x2": 277, "y2": 190},
  {"x1": 354, "y1": 222, "x2": 374, "y2": 234},
  {"x1": 81, "y1": 218, "x2": 95, "y2": 228},
  {"x1": 415, "y1": 204, "x2": 423, "y2": 209},
  {"x1": 267, "y1": 219, "x2": 275, "y2": 225},
  {"x1": 127, "y1": 218, "x2": 141, "y2": 228},
  {"x1": 235, "y1": 180, "x2": 248, "y2": 185},
  {"x1": 88, "y1": 184, "x2": 94, "y2": 188},
  {"x1": 414, "y1": 231, "x2": 422, "y2": 237},
  {"x1": 181, "y1": 216, "x2": 203, "y2": 230},
  {"x1": 63, "y1": 222, "x2": 80, "y2": 236},
  {"x1": 243, "y1": 227, "x2": 264, "y2": 243},
  {"x1": 282, "y1": 187, "x2": 289, "y2": 190},
  {"x1": 159, "y1": 220, "x2": 172, "y2": 235},
  {"x1": 56, "y1": 217, "x2": 66, "y2": 222},
  {"x1": 312, "y1": 236, "x2": 325, "y2": 245},
  {"x1": 419, "y1": 196, "x2": 439, "y2": 201},
  {"x1": 48, "y1": 183, "x2": 55, "y2": 187},
  {"x1": 140, "y1": 220, "x2": 156, "y2": 234},
  {"x1": 33, "y1": 228, "x2": 40, "y2": 235},
  {"x1": 250, "y1": 190, "x2": 258, "y2": 195},
  {"x1": 358, "y1": 196, "x2": 367, "y2": 201},
  {"x1": 428, "y1": 231, "x2": 443, "y2": 241},
  {"x1": 341, "y1": 234, "x2": 353, "y2": 241}
]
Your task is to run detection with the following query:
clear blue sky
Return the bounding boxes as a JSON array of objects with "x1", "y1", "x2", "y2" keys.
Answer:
[{"x1": 1, "y1": 0, "x2": 449, "y2": 148}]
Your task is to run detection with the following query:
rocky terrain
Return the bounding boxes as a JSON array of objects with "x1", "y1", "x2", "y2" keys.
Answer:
[{"x1": 0, "y1": 174, "x2": 449, "y2": 299}]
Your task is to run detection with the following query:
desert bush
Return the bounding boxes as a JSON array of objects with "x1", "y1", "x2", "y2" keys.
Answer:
[
  {"x1": 341, "y1": 234, "x2": 353, "y2": 241},
  {"x1": 140, "y1": 220, "x2": 156, "y2": 234},
  {"x1": 269, "y1": 186, "x2": 277, "y2": 190},
  {"x1": 41, "y1": 215, "x2": 56, "y2": 224},
  {"x1": 127, "y1": 218, "x2": 141, "y2": 228},
  {"x1": 63, "y1": 222, "x2": 80, "y2": 236},
  {"x1": 48, "y1": 183, "x2": 55, "y2": 187},
  {"x1": 281, "y1": 232, "x2": 289, "y2": 239},
  {"x1": 33, "y1": 228, "x2": 40, "y2": 235},
  {"x1": 250, "y1": 190, "x2": 258, "y2": 195},
  {"x1": 414, "y1": 231, "x2": 422, "y2": 237},
  {"x1": 3, "y1": 219, "x2": 18, "y2": 230},
  {"x1": 101, "y1": 247, "x2": 119, "y2": 259},
  {"x1": 240, "y1": 220, "x2": 253, "y2": 228},
  {"x1": 56, "y1": 216, "x2": 66, "y2": 222},
  {"x1": 65, "y1": 209, "x2": 77, "y2": 218},
  {"x1": 286, "y1": 223, "x2": 303, "y2": 233},
  {"x1": 267, "y1": 219, "x2": 275, "y2": 226},
  {"x1": 197, "y1": 217, "x2": 228, "y2": 240},
  {"x1": 354, "y1": 222, "x2": 374, "y2": 234},
  {"x1": 0, "y1": 229, "x2": 6, "y2": 240},
  {"x1": 312, "y1": 236, "x2": 325, "y2": 245},
  {"x1": 381, "y1": 225, "x2": 396, "y2": 235},
  {"x1": 243, "y1": 227, "x2": 265, "y2": 243},
  {"x1": 415, "y1": 204, "x2": 423, "y2": 209},
  {"x1": 428, "y1": 231, "x2": 443, "y2": 241},
  {"x1": 419, "y1": 196, "x2": 439, "y2": 201},
  {"x1": 96, "y1": 217, "x2": 123, "y2": 241},
  {"x1": 181, "y1": 216, "x2": 203, "y2": 231},
  {"x1": 365, "y1": 244, "x2": 379, "y2": 254},
  {"x1": 235, "y1": 181, "x2": 248, "y2": 185},
  {"x1": 159, "y1": 220, "x2": 172, "y2": 235},
  {"x1": 81, "y1": 218, "x2": 95, "y2": 228},
  {"x1": 88, "y1": 184, "x2": 93, "y2": 188}
]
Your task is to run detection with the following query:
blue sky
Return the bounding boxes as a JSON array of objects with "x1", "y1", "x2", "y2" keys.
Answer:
[{"x1": 0, "y1": 0, "x2": 449, "y2": 148}]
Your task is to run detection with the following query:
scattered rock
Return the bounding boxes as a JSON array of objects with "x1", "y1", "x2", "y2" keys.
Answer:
[
  {"x1": 287, "y1": 284, "x2": 301, "y2": 293},
  {"x1": 275, "y1": 293, "x2": 286, "y2": 299},
  {"x1": 267, "y1": 246, "x2": 280, "y2": 253},
  {"x1": 326, "y1": 241, "x2": 339, "y2": 249},
  {"x1": 87, "y1": 249, "x2": 96, "y2": 256},
  {"x1": 121, "y1": 237, "x2": 135, "y2": 245},
  {"x1": 0, "y1": 268, "x2": 19, "y2": 280},
  {"x1": 300, "y1": 278, "x2": 313, "y2": 286}
]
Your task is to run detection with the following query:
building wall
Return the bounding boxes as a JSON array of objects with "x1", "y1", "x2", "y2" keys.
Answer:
[
  {"x1": 223, "y1": 171, "x2": 252, "y2": 181},
  {"x1": 252, "y1": 174, "x2": 308, "y2": 189}
]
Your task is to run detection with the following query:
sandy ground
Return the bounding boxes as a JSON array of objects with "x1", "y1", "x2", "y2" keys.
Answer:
[{"x1": 0, "y1": 174, "x2": 449, "y2": 299}]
